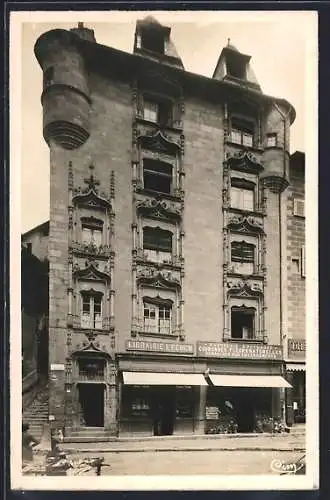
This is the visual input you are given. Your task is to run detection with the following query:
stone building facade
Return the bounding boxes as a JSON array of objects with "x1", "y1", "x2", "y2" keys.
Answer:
[
  {"x1": 285, "y1": 151, "x2": 306, "y2": 425},
  {"x1": 33, "y1": 17, "x2": 297, "y2": 438}
]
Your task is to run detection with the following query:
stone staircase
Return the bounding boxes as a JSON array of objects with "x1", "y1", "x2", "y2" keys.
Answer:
[
  {"x1": 23, "y1": 383, "x2": 49, "y2": 442},
  {"x1": 64, "y1": 427, "x2": 112, "y2": 443}
]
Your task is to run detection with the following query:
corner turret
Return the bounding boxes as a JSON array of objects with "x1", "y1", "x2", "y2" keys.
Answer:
[{"x1": 34, "y1": 24, "x2": 93, "y2": 150}]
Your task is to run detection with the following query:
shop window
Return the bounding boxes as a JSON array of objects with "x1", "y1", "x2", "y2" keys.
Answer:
[
  {"x1": 143, "y1": 299, "x2": 172, "y2": 335},
  {"x1": 81, "y1": 292, "x2": 103, "y2": 329},
  {"x1": 230, "y1": 117, "x2": 254, "y2": 147},
  {"x1": 78, "y1": 358, "x2": 105, "y2": 380},
  {"x1": 231, "y1": 241, "x2": 255, "y2": 275},
  {"x1": 143, "y1": 226, "x2": 172, "y2": 263},
  {"x1": 266, "y1": 133, "x2": 277, "y2": 147},
  {"x1": 141, "y1": 29, "x2": 165, "y2": 54},
  {"x1": 143, "y1": 97, "x2": 172, "y2": 126},
  {"x1": 231, "y1": 306, "x2": 255, "y2": 340},
  {"x1": 231, "y1": 179, "x2": 255, "y2": 212},
  {"x1": 43, "y1": 66, "x2": 54, "y2": 88},
  {"x1": 143, "y1": 159, "x2": 173, "y2": 194}
]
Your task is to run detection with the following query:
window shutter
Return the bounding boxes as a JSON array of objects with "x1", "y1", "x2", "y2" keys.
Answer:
[
  {"x1": 293, "y1": 198, "x2": 305, "y2": 217},
  {"x1": 301, "y1": 245, "x2": 306, "y2": 277},
  {"x1": 172, "y1": 101, "x2": 182, "y2": 128},
  {"x1": 136, "y1": 92, "x2": 144, "y2": 119}
]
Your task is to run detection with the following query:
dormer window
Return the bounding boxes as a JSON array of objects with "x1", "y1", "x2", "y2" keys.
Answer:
[
  {"x1": 143, "y1": 159, "x2": 172, "y2": 194},
  {"x1": 141, "y1": 29, "x2": 165, "y2": 54},
  {"x1": 227, "y1": 55, "x2": 246, "y2": 80},
  {"x1": 230, "y1": 117, "x2": 254, "y2": 147}
]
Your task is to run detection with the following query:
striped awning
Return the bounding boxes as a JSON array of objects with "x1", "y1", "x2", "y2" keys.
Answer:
[
  {"x1": 122, "y1": 372, "x2": 207, "y2": 386},
  {"x1": 286, "y1": 363, "x2": 306, "y2": 372},
  {"x1": 208, "y1": 374, "x2": 292, "y2": 388}
]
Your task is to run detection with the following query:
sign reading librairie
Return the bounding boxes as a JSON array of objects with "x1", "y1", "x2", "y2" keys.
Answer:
[
  {"x1": 197, "y1": 342, "x2": 282, "y2": 360},
  {"x1": 288, "y1": 339, "x2": 306, "y2": 359},
  {"x1": 126, "y1": 340, "x2": 194, "y2": 355}
]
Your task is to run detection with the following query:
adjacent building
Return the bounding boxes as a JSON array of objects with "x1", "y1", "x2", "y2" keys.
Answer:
[
  {"x1": 30, "y1": 17, "x2": 300, "y2": 439},
  {"x1": 285, "y1": 151, "x2": 306, "y2": 425}
]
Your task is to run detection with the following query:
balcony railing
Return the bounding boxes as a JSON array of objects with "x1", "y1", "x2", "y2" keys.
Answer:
[
  {"x1": 77, "y1": 369, "x2": 105, "y2": 381},
  {"x1": 70, "y1": 241, "x2": 112, "y2": 258},
  {"x1": 136, "y1": 248, "x2": 182, "y2": 267},
  {"x1": 70, "y1": 315, "x2": 114, "y2": 331}
]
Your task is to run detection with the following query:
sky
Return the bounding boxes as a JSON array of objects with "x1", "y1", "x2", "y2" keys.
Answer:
[{"x1": 15, "y1": 10, "x2": 317, "y2": 233}]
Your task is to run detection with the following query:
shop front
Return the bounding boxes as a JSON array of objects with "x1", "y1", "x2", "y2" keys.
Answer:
[
  {"x1": 205, "y1": 374, "x2": 291, "y2": 434},
  {"x1": 197, "y1": 341, "x2": 291, "y2": 434},
  {"x1": 285, "y1": 339, "x2": 306, "y2": 426},
  {"x1": 119, "y1": 371, "x2": 207, "y2": 436}
]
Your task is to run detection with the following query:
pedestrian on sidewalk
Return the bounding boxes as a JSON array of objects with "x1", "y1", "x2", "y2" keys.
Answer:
[{"x1": 22, "y1": 423, "x2": 40, "y2": 462}]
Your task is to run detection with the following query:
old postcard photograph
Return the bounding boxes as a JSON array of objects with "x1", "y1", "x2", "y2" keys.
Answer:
[{"x1": 10, "y1": 9, "x2": 318, "y2": 490}]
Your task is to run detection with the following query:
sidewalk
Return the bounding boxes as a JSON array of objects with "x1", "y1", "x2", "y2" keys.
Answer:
[{"x1": 36, "y1": 431, "x2": 305, "y2": 455}]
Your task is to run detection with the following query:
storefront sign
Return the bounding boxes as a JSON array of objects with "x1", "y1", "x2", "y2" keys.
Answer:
[
  {"x1": 288, "y1": 339, "x2": 306, "y2": 359},
  {"x1": 196, "y1": 342, "x2": 282, "y2": 360},
  {"x1": 125, "y1": 340, "x2": 194, "y2": 355},
  {"x1": 205, "y1": 406, "x2": 219, "y2": 420}
]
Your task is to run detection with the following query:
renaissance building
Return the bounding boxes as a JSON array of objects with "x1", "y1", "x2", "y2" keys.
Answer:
[{"x1": 30, "y1": 17, "x2": 300, "y2": 439}]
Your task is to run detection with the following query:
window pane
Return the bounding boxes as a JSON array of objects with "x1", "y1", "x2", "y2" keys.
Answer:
[
  {"x1": 94, "y1": 298, "x2": 102, "y2": 314},
  {"x1": 243, "y1": 190, "x2": 254, "y2": 211},
  {"x1": 267, "y1": 134, "x2": 277, "y2": 147},
  {"x1": 82, "y1": 296, "x2": 90, "y2": 313},
  {"x1": 231, "y1": 129, "x2": 242, "y2": 144},
  {"x1": 82, "y1": 227, "x2": 92, "y2": 243},
  {"x1": 231, "y1": 308, "x2": 255, "y2": 339},
  {"x1": 92, "y1": 229, "x2": 102, "y2": 246},
  {"x1": 230, "y1": 186, "x2": 242, "y2": 209},
  {"x1": 144, "y1": 100, "x2": 158, "y2": 122},
  {"x1": 242, "y1": 133, "x2": 253, "y2": 147}
]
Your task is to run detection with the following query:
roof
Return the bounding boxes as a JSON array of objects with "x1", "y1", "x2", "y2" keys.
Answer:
[
  {"x1": 22, "y1": 220, "x2": 49, "y2": 239},
  {"x1": 34, "y1": 27, "x2": 296, "y2": 124}
]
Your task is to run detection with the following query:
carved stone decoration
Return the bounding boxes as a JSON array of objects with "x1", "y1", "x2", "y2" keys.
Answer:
[
  {"x1": 71, "y1": 341, "x2": 112, "y2": 359},
  {"x1": 225, "y1": 149, "x2": 264, "y2": 173},
  {"x1": 227, "y1": 214, "x2": 264, "y2": 234},
  {"x1": 227, "y1": 279, "x2": 263, "y2": 297},
  {"x1": 84, "y1": 330, "x2": 98, "y2": 343},
  {"x1": 136, "y1": 268, "x2": 181, "y2": 289},
  {"x1": 73, "y1": 165, "x2": 112, "y2": 210},
  {"x1": 136, "y1": 197, "x2": 182, "y2": 221},
  {"x1": 73, "y1": 262, "x2": 110, "y2": 282},
  {"x1": 137, "y1": 129, "x2": 181, "y2": 155},
  {"x1": 260, "y1": 174, "x2": 289, "y2": 194},
  {"x1": 110, "y1": 171, "x2": 115, "y2": 200}
]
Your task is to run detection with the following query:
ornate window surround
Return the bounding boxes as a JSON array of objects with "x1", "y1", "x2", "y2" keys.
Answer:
[
  {"x1": 67, "y1": 164, "x2": 115, "y2": 337},
  {"x1": 224, "y1": 285, "x2": 265, "y2": 343}
]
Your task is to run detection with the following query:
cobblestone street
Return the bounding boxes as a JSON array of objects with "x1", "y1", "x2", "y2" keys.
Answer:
[{"x1": 63, "y1": 449, "x2": 304, "y2": 476}]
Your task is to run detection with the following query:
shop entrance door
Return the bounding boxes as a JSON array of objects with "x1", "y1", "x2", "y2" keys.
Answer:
[
  {"x1": 78, "y1": 384, "x2": 105, "y2": 427},
  {"x1": 234, "y1": 388, "x2": 255, "y2": 433},
  {"x1": 153, "y1": 387, "x2": 175, "y2": 436}
]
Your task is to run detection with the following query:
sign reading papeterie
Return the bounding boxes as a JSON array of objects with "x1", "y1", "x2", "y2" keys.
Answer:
[
  {"x1": 196, "y1": 342, "x2": 282, "y2": 360},
  {"x1": 126, "y1": 340, "x2": 194, "y2": 355},
  {"x1": 288, "y1": 339, "x2": 306, "y2": 359}
]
